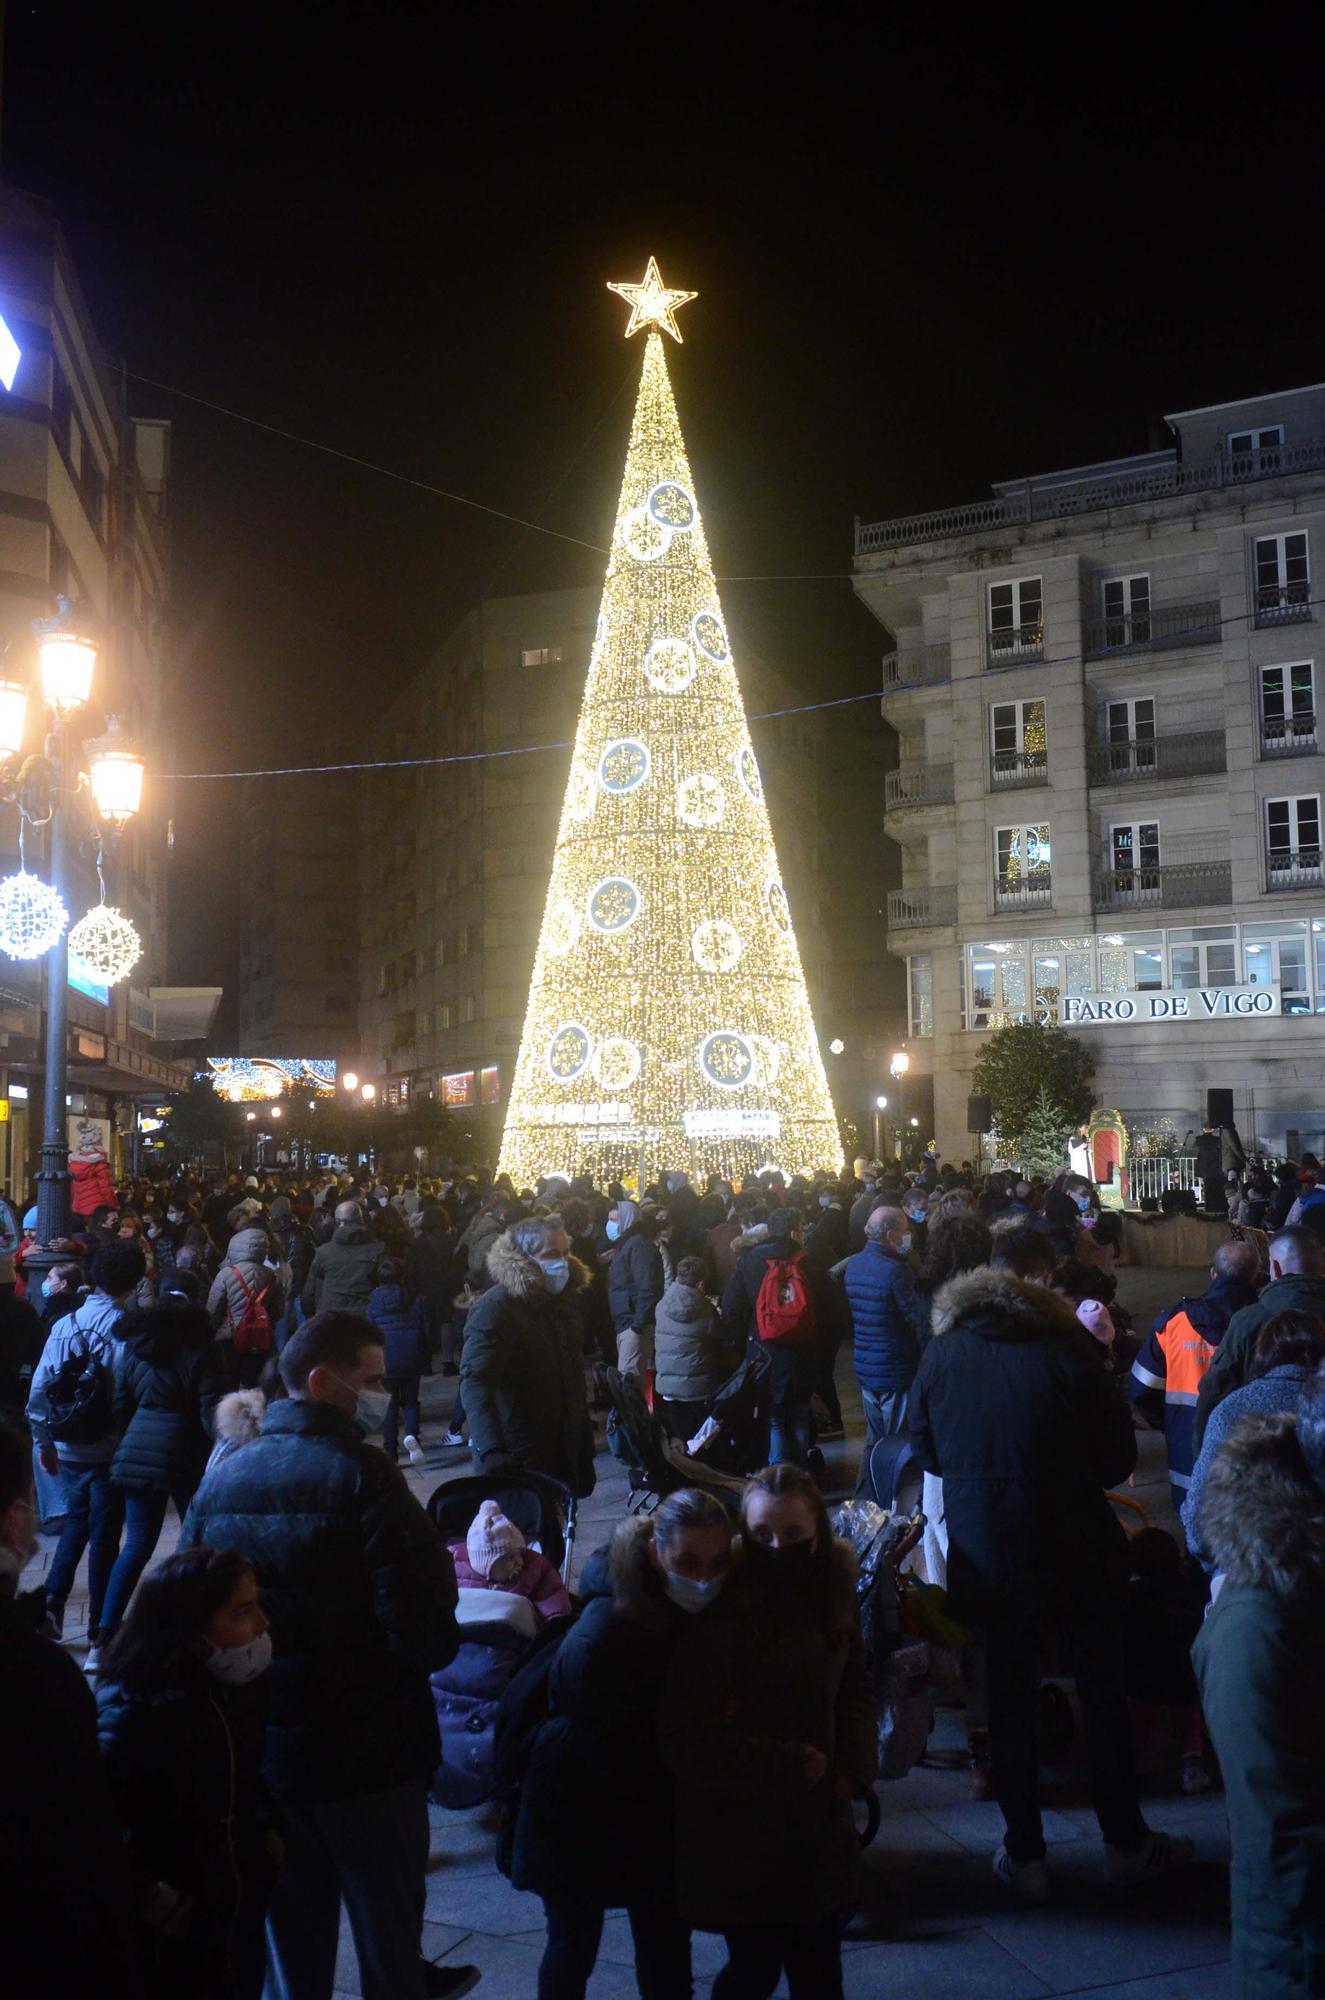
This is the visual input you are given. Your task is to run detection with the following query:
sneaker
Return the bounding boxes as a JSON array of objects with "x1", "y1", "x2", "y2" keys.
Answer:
[
  {"x1": 992, "y1": 1844, "x2": 1049, "y2": 1903},
  {"x1": 403, "y1": 1434, "x2": 425, "y2": 1466},
  {"x1": 421, "y1": 1962, "x2": 481, "y2": 1998},
  {"x1": 1180, "y1": 1753, "x2": 1211, "y2": 1795},
  {"x1": 83, "y1": 1645, "x2": 102, "y2": 1677},
  {"x1": 443, "y1": 1429, "x2": 466, "y2": 1448},
  {"x1": 1104, "y1": 1829, "x2": 1196, "y2": 1885}
]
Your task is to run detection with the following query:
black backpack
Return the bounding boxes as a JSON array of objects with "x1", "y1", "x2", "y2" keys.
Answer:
[{"x1": 45, "y1": 1339, "x2": 114, "y2": 1446}]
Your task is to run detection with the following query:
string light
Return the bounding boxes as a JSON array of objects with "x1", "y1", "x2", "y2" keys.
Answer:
[
  {"x1": 498, "y1": 306, "x2": 842, "y2": 1187},
  {"x1": 0, "y1": 871, "x2": 68, "y2": 960},
  {"x1": 68, "y1": 904, "x2": 142, "y2": 985},
  {"x1": 606, "y1": 256, "x2": 698, "y2": 343}
]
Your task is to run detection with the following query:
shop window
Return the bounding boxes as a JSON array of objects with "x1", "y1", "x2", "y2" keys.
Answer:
[
  {"x1": 480, "y1": 1064, "x2": 501, "y2": 1105},
  {"x1": 441, "y1": 1070, "x2": 475, "y2": 1107}
]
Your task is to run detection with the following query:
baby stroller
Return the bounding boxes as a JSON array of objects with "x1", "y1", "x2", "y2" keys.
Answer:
[
  {"x1": 865, "y1": 1433, "x2": 923, "y2": 1518},
  {"x1": 425, "y1": 1471, "x2": 577, "y2": 1808},
  {"x1": 604, "y1": 1367, "x2": 747, "y2": 1514},
  {"x1": 832, "y1": 1496, "x2": 940, "y2": 1782}
]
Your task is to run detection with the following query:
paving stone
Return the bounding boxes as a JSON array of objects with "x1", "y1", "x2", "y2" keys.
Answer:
[
  {"x1": 842, "y1": 1927, "x2": 1054, "y2": 1997},
  {"x1": 422, "y1": 1866, "x2": 547, "y2": 1935}
]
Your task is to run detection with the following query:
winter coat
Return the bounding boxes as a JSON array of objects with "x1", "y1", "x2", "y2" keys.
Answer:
[
  {"x1": 299, "y1": 1224, "x2": 383, "y2": 1318},
  {"x1": 511, "y1": 1528, "x2": 688, "y2": 1904},
  {"x1": 908, "y1": 1266, "x2": 1136, "y2": 1620},
  {"x1": 25, "y1": 1291, "x2": 128, "y2": 1464},
  {"x1": 460, "y1": 1231, "x2": 595, "y2": 1495},
  {"x1": 702, "y1": 1218, "x2": 743, "y2": 1292},
  {"x1": 842, "y1": 1239, "x2": 929, "y2": 1397},
  {"x1": 721, "y1": 1233, "x2": 836, "y2": 1349},
  {"x1": 1127, "y1": 1274, "x2": 1259, "y2": 1497},
  {"x1": 607, "y1": 1221, "x2": 665, "y2": 1334},
  {"x1": 207, "y1": 1226, "x2": 286, "y2": 1341},
  {"x1": 96, "y1": 1666, "x2": 276, "y2": 1994},
  {"x1": 457, "y1": 1209, "x2": 505, "y2": 1287},
  {"x1": 1192, "y1": 1414, "x2": 1325, "y2": 1998},
  {"x1": 110, "y1": 1319, "x2": 222, "y2": 1496},
  {"x1": 367, "y1": 1281, "x2": 430, "y2": 1380},
  {"x1": 805, "y1": 1202, "x2": 849, "y2": 1265},
  {"x1": 1193, "y1": 1132, "x2": 1223, "y2": 1184},
  {"x1": 405, "y1": 1223, "x2": 456, "y2": 1310},
  {"x1": 1184, "y1": 1365, "x2": 1315, "y2": 1570},
  {"x1": 268, "y1": 1199, "x2": 315, "y2": 1295},
  {"x1": 1195, "y1": 1270, "x2": 1325, "y2": 1448},
  {"x1": 180, "y1": 1396, "x2": 459, "y2": 1803},
  {"x1": 204, "y1": 1387, "x2": 266, "y2": 1477},
  {"x1": 658, "y1": 1545, "x2": 876, "y2": 1929},
  {"x1": 448, "y1": 1544, "x2": 572, "y2": 1620},
  {"x1": 653, "y1": 1280, "x2": 729, "y2": 1403},
  {"x1": 0, "y1": 1292, "x2": 44, "y2": 1418}
]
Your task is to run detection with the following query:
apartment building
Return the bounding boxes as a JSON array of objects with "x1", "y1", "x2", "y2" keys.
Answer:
[
  {"x1": 239, "y1": 761, "x2": 360, "y2": 1065},
  {"x1": 854, "y1": 382, "x2": 1325, "y2": 1163}
]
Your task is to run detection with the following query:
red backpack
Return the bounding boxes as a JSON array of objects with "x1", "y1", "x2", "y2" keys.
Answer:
[
  {"x1": 230, "y1": 1265, "x2": 274, "y2": 1356},
  {"x1": 755, "y1": 1253, "x2": 817, "y2": 1345}
]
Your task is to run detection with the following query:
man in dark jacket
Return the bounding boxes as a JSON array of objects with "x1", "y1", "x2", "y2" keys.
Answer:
[
  {"x1": 842, "y1": 1205, "x2": 928, "y2": 1489},
  {"x1": 461, "y1": 1217, "x2": 595, "y2": 1493},
  {"x1": 1193, "y1": 1122, "x2": 1223, "y2": 1211},
  {"x1": 909, "y1": 1242, "x2": 1193, "y2": 1899},
  {"x1": 182, "y1": 1309, "x2": 460, "y2": 2000},
  {"x1": 1195, "y1": 1226, "x2": 1325, "y2": 1449},
  {"x1": 606, "y1": 1198, "x2": 665, "y2": 1380},
  {"x1": 301, "y1": 1200, "x2": 384, "y2": 1318},
  {"x1": 1193, "y1": 1372, "x2": 1325, "y2": 1997},
  {"x1": 1128, "y1": 1238, "x2": 1261, "y2": 1510},
  {"x1": 721, "y1": 1207, "x2": 830, "y2": 1465}
]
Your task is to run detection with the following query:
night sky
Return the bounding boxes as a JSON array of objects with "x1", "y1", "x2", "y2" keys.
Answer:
[{"x1": 3, "y1": 3, "x2": 1323, "y2": 1017}]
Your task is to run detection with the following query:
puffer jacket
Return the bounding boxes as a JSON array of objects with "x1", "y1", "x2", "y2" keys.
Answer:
[
  {"x1": 607, "y1": 1213, "x2": 664, "y2": 1335},
  {"x1": 25, "y1": 1291, "x2": 129, "y2": 1464},
  {"x1": 842, "y1": 1238, "x2": 929, "y2": 1397},
  {"x1": 181, "y1": 1397, "x2": 459, "y2": 1802},
  {"x1": 1192, "y1": 1414, "x2": 1325, "y2": 1998},
  {"x1": 207, "y1": 1227, "x2": 285, "y2": 1340},
  {"x1": 908, "y1": 1265, "x2": 1136, "y2": 1619},
  {"x1": 653, "y1": 1279, "x2": 729, "y2": 1403},
  {"x1": 1195, "y1": 1271, "x2": 1325, "y2": 1448},
  {"x1": 367, "y1": 1281, "x2": 430, "y2": 1379},
  {"x1": 460, "y1": 1230, "x2": 595, "y2": 1494},
  {"x1": 1185, "y1": 1366, "x2": 1315, "y2": 1570},
  {"x1": 110, "y1": 1313, "x2": 222, "y2": 1495},
  {"x1": 301, "y1": 1223, "x2": 383, "y2": 1317}
]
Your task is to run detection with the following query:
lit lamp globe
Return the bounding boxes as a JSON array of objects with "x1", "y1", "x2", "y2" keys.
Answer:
[
  {"x1": 360, "y1": 1083, "x2": 376, "y2": 1103},
  {"x1": 875, "y1": 1094, "x2": 889, "y2": 1111},
  {"x1": 341, "y1": 1072, "x2": 359, "y2": 1093},
  {"x1": 36, "y1": 630, "x2": 97, "y2": 714},
  {"x1": 890, "y1": 1051, "x2": 910, "y2": 1079},
  {"x1": 0, "y1": 679, "x2": 29, "y2": 758},
  {"x1": 88, "y1": 747, "x2": 145, "y2": 829}
]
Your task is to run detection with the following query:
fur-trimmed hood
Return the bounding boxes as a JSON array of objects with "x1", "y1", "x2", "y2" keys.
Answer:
[
  {"x1": 931, "y1": 1265, "x2": 1084, "y2": 1341},
  {"x1": 486, "y1": 1227, "x2": 591, "y2": 1301},
  {"x1": 212, "y1": 1387, "x2": 266, "y2": 1446},
  {"x1": 1198, "y1": 1411, "x2": 1325, "y2": 1597},
  {"x1": 732, "y1": 1222, "x2": 770, "y2": 1253}
]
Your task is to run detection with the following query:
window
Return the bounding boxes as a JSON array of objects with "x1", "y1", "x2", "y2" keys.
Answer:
[
  {"x1": 455, "y1": 927, "x2": 470, "y2": 959},
  {"x1": 438, "y1": 1002, "x2": 453, "y2": 1031},
  {"x1": 1097, "y1": 932, "x2": 1164, "y2": 993},
  {"x1": 987, "y1": 577, "x2": 1043, "y2": 663},
  {"x1": 459, "y1": 995, "x2": 476, "y2": 1025},
  {"x1": 1229, "y1": 424, "x2": 1283, "y2": 470},
  {"x1": 1111, "y1": 821, "x2": 1161, "y2": 874},
  {"x1": 1254, "y1": 532, "x2": 1310, "y2": 626},
  {"x1": 1101, "y1": 574, "x2": 1150, "y2": 647},
  {"x1": 1243, "y1": 920, "x2": 1311, "y2": 1015},
  {"x1": 907, "y1": 955, "x2": 933, "y2": 1038},
  {"x1": 520, "y1": 645, "x2": 563, "y2": 667},
  {"x1": 1032, "y1": 941, "x2": 1093, "y2": 1022},
  {"x1": 994, "y1": 823, "x2": 1051, "y2": 907},
  {"x1": 1260, "y1": 662, "x2": 1316, "y2": 755},
  {"x1": 442, "y1": 1070, "x2": 475, "y2": 1107},
  {"x1": 480, "y1": 1064, "x2": 501, "y2": 1105},
  {"x1": 1265, "y1": 796, "x2": 1323, "y2": 888},
  {"x1": 1169, "y1": 925, "x2": 1238, "y2": 990},
  {"x1": 1103, "y1": 696, "x2": 1157, "y2": 775},
  {"x1": 990, "y1": 699, "x2": 1047, "y2": 785}
]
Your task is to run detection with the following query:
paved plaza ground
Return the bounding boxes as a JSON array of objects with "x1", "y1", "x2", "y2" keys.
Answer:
[{"x1": 31, "y1": 1263, "x2": 1236, "y2": 1998}]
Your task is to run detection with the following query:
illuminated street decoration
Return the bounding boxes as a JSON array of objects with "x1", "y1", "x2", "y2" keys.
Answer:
[
  {"x1": 606, "y1": 255, "x2": 699, "y2": 343},
  {"x1": 68, "y1": 903, "x2": 142, "y2": 985},
  {"x1": 498, "y1": 269, "x2": 840, "y2": 1184},
  {"x1": 0, "y1": 871, "x2": 68, "y2": 959},
  {"x1": 203, "y1": 1057, "x2": 337, "y2": 1100}
]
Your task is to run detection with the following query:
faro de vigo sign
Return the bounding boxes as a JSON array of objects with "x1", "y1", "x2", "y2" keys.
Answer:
[{"x1": 1060, "y1": 985, "x2": 1281, "y2": 1026}]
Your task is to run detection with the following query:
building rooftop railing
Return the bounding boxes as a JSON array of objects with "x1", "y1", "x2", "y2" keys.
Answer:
[
  {"x1": 887, "y1": 883, "x2": 957, "y2": 930},
  {"x1": 856, "y1": 437, "x2": 1325, "y2": 556},
  {"x1": 884, "y1": 764, "x2": 955, "y2": 810}
]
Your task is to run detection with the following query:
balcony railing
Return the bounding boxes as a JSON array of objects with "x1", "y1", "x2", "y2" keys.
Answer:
[
  {"x1": 1265, "y1": 848, "x2": 1324, "y2": 892},
  {"x1": 994, "y1": 872, "x2": 1053, "y2": 911},
  {"x1": 1082, "y1": 599, "x2": 1221, "y2": 657},
  {"x1": 881, "y1": 642, "x2": 952, "y2": 693},
  {"x1": 855, "y1": 435, "x2": 1325, "y2": 556},
  {"x1": 885, "y1": 763, "x2": 954, "y2": 809},
  {"x1": 1094, "y1": 858, "x2": 1233, "y2": 911},
  {"x1": 986, "y1": 623, "x2": 1043, "y2": 667},
  {"x1": 1086, "y1": 731, "x2": 1227, "y2": 784},
  {"x1": 1261, "y1": 715, "x2": 1318, "y2": 758},
  {"x1": 1255, "y1": 583, "x2": 1312, "y2": 628},
  {"x1": 990, "y1": 749, "x2": 1048, "y2": 789},
  {"x1": 887, "y1": 883, "x2": 957, "y2": 929}
]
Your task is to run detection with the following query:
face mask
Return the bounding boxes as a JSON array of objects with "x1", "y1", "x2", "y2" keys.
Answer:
[
  {"x1": 201, "y1": 1630, "x2": 273, "y2": 1687},
  {"x1": 818, "y1": 1195, "x2": 833, "y2": 1209},
  {"x1": 605, "y1": 1218, "x2": 621, "y2": 1242},
  {"x1": 334, "y1": 1376, "x2": 391, "y2": 1437},
  {"x1": 746, "y1": 1539, "x2": 818, "y2": 1591},
  {"x1": 664, "y1": 1570, "x2": 726, "y2": 1614},
  {"x1": 168, "y1": 1211, "x2": 182, "y2": 1224},
  {"x1": 893, "y1": 1233, "x2": 912, "y2": 1256},
  {"x1": 539, "y1": 1258, "x2": 570, "y2": 1294},
  {"x1": 41, "y1": 1277, "x2": 57, "y2": 1298},
  {"x1": 906, "y1": 1209, "x2": 926, "y2": 1225},
  {"x1": 1076, "y1": 1196, "x2": 1092, "y2": 1212}
]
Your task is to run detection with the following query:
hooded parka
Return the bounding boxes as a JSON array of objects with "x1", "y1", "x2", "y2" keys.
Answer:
[{"x1": 460, "y1": 1230, "x2": 595, "y2": 1494}]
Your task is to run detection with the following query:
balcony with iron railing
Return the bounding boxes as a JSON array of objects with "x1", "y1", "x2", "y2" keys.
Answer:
[
  {"x1": 1255, "y1": 582, "x2": 1313, "y2": 629},
  {"x1": 1082, "y1": 600, "x2": 1221, "y2": 658},
  {"x1": 986, "y1": 622, "x2": 1043, "y2": 668},
  {"x1": 887, "y1": 883, "x2": 957, "y2": 929},
  {"x1": 994, "y1": 871, "x2": 1053, "y2": 912},
  {"x1": 990, "y1": 749, "x2": 1048, "y2": 790},
  {"x1": 855, "y1": 436, "x2": 1325, "y2": 556},
  {"x1": 1265, "y1": 848, "x2": 1324, "y2": 892},
  {"x1": 881, "y1": 641, "x2": 952, "y2": 694},
  {"x1": 1261, "y1": 715, "x2": 1318, "y2": 758},
  {"x1": 1094, "y1": 858, "x2": 1233, "y2": 912},
  {"x1": 884, "y1": 763, "x2": 955, "y2": 810},
  {"x1": 1086, "y1": 731, "x2": 1227, "y2": 785}
]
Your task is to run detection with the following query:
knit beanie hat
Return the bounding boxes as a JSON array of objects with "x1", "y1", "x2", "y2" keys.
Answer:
[
  {"x1": 466, "y1": 1499, "x2": 526, "y2": 1577},
  {"x1": 1076, "y1": 1298, "x2": 1114, "y2": 1346}
]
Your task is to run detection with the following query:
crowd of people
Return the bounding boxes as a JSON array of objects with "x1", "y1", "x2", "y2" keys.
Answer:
[{"x1": 0, "y1": 1147, "x2": 1322, "y2": 1999}]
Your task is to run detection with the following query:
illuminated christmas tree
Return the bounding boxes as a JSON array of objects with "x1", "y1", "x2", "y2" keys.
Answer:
[{"x1": 498, "y1": 258, "x2": 841, "y2": 1189}]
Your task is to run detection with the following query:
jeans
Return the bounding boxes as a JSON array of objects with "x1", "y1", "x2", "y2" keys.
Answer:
[
  {"x1": 713, "y1": 1915, "x2": 843, "y2": 1999},
  {"x1": 45, "y1": 1462, "x2": 123, "y2": 1628},
  {"x1": 982, "y1": 1600, "x2": 1147, "y2": 1863},
  {"x1": 100, "y1": 1486, "x2": 194, "y2": 1635},
  {"x1": 263, "y1": 1777, "x2": 429, "y2": 2000},
  {"x1": 383, "y1": 1376, "x2": 422, "y2": 1459},
  {"x1": 767, "y1": 1345, "x2": 814, "y2": 1467},
  {"x1": 854, "y1": 1387, "x2": 909, "y2": 1497},
  {"x1": 539, "y1": 1892, "x2": 692, "y2": 2000}
]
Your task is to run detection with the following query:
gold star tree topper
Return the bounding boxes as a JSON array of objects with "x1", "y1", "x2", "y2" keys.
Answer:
[{"x1": 607, "y1": 255, "x2": 698, "y2": 342}]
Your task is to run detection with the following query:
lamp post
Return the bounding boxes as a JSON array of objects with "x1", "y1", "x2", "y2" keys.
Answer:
[
  {"x1": 889, "y1": 1051, "x2": 910, "y2": 1161},
  {"x1": 873, "y1": 1093, "x2": 888, "y2": 1162}
]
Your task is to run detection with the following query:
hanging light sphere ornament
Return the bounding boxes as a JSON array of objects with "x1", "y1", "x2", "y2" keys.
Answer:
[
  {"x1": 0, "y1": 870, "x2": 69, "y2": 960},
  {"x1": 67, "y1": 903, "x2": 142, "y2": 985}
]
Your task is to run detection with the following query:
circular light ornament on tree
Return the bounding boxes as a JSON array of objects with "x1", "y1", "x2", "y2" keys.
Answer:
[
  {"x1": 598, "y1": 738, "x2": 651, "y2": 795},
  {"x1": 68, "y1": 903, "x2": 142, "y2": 985},
  {"x1": 546, "y1": 1022, "x2": 593, "y2": 1083},
  {"x1": 621, "y1": 506, "x2": 672, "y2": 563},
  {"x1": 735, "y1": 744, "x2": 763, "y2": 803},
  {"x1": 691, "y1": 609, "x2": 730, "y2": 664},
  {"x1": 543, "y1": 899, "x2": 582, "y2": 959},
  {"x1": 699, "y1": 1030, "x2": 756, "y2": 1089},
  {"x1": 676, "y1": 772, "x2": 726, "y2": 828},
  {"x1": 691, "y1": 917, "x2": 743, "y2": 973},
  {"x1": 766, "y1": 878, "x2": 793, "y2": 936},
  {"x1": 0, "y1": 871, "x2": 68, "y2": 961},
  {"x1": 642, "y1": 635, "x2": 697, "y2": 694},
  {"x1": 590, "y1": 1037, "x2": 642, "y2": 1091},
  {"x1": 586, "y1": 877, "x2": 641, "y2": 934},
  {"x1": 647, "y1": 481, "x2": 695, "y2": 530}
]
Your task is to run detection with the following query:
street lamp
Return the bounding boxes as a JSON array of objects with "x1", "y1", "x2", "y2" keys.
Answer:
[
  {"x1": 873, "y1": 1093, "x2": 888, "y2": 1161},
  {"x1": 342, "y1": 1071, "x2": 359, "y2": 1093},
  {"x1": 889, "y1": 1052, "x2": 910, "y2": 1161},
  {"x1": 360, "y1": 1082, "x2": 376, "y2": 1102}
]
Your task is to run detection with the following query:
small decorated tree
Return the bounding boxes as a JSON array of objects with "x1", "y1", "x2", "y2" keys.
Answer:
[{"x1": 1017, "y1": 1087, "x2": 1076, "y2": 1178}]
